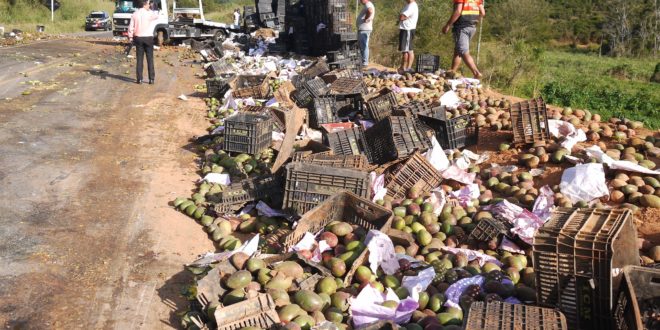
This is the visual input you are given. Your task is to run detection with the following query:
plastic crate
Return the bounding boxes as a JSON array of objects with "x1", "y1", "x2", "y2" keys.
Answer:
[
  {"x1": 206, "y1": 61, "x2": 234, "y2": 78},
  {"x1": 213, "y1": 175, "x2": 283, "y2": 213},
  {"x1": 334, "y1": 93, "x2": 363, "y2": 116},
  {"x1": 468, "y1": 217, "x2": 513, "y2": 242},
  {"x1": 302, "y1": 60, "x2": 330, "y2": 80},
  {"x1": 241, "y1": 105, "x2": 285, "y2": 132},
  {"x1": 335, "y1": 31, "x2": 357, "y2": 42},
  {"x1": 532, "y1": 208, "x2": 640, "y2": 330},
  {"x1": 321, "y1": 69, "x2": 362, "y2": 84},
  {"x1": 222, "y1": 112, "x2": 273, "y2": 155},
  {"x1": 418, "y1": 111, "x2": 478, "y2": 150},
  {"x1": 329, "y1": 77, "x2": 367, "y2": 95},
  {"x1": 295, "y1": 153, "x2": 369, "y2": 170},
  {"x1": 392, "y1": 101, "x2": 435, "y2": 117},
  {"x1": 324, "y1": 126, "x2": 372, "y2": 161},
  {"x1": 415, "y1": 54, "x2": 440, "y2": 73},
  {"x1": 364, "y1": 116, "x2": 432, "y2": 165},
  {"x1": 310, "y1": 97, "x2": 339, "y2": 128},
  {"x1": 206, "y1": 73, "x2": 236, "y2": 99},
  {"x1": 283, "y1": 163, "x2": 371, "y2": 215},
  {"x1": 292, "y1": 77, "x2": 329, "y2": 108},
  {"x1": 282, "y1": 192, "x2": 393, "y2": 284},
  {"x1": 325, "y1": 50, "x2": 361, "y2": 65},
  {"x1": 213, "y1": 294, "x2": 280, "y2": 330},
  {"x1": 328, "y1": 58, "x2": 362, "y2": 71},
  {"x1": 232, "y1": 75, "x2": 270, "y2": 99},
  {"x1": 365, "y1": 89, "x2": 398, "y2": 122},
  {"x1": 464, "y1": 301, "x2": 568, "y2": 330},
  {"x1": 383, "y1": 151, "x2": 443, "y2": 200},
  {"x1": 613, "y1": 266, "x2": 660, "y2": 330},
  {"x1": 510, "y1": 97, "x2": 551, "y2": 146}
]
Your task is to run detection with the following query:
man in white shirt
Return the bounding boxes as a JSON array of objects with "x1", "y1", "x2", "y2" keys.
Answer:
[
  {"x1": 233, "y1": 9, "x2": 241, "y2": 26},
  {"x1": 398, "y1": 0, "x2": 418, "y2": 73},
  {"x1": 357, "y1": 0, "x2": 375, "y2": 66}
]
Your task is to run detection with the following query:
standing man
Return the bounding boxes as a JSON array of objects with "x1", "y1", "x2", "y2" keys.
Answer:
[
  {"x1": 357, "y1": 0, "x2": 375, "y2": 66},
  {"x1": 442, "y1": 0, "x2": 485, "y2": 79},
  {"x1": 128, "y1": 0, "x2": 159, "y2": 84},
  {"x1": 398, "y1": 0, "x2": 418, "y2": 73},
  {"x1": 233, "y1": 9, "x2": 241, "y2": 26}
]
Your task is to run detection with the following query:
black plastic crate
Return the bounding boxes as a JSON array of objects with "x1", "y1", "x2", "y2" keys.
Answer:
[
  {"x1": 326, "y1": 49, "x2": 360, "y2": 63},
  {"x1": 292, "y1": 77, "x2": 329, "y2": 108},
  {"x1": 364, "y1": 116, "x2": 431, "y2": 164},
  {"x1": 214, "y1": 175, "x2": 283, "y2": 213},
  {"x1": 613, "y1": 266, "x2": 660, "y2": 330},
  {"x1": 329, "y1": 77, "x2": 367, "y2": 95},
  {"x1": 310, "y1": 97, "x2": 339, "y2": 128},
  {"x1": 205, "y1": 61, "x2": 234, "y2": 78},
  {"x1": 324, "y1": 126, "x2": 371, "y2": 159},
  {"x1": 222, "y1": 112, "x2": 273, "y2": 155},
  {"x1": 283, "y1": 162, "x2": 371, "y2": 215},
  {"x1": 418, "y1": 111, "x2": 478, "y2": 150},
  {"x1": 532, "y1": 208, "x2": 640, "y2": 330},
  {"x1": 365, "y1": 89, "x2": 398, "y2": 122},
  {"x1": 328, "y1": 58, "x2": 362, "y2": 71},
  {"x1": 392, "y1": 100, "x2": 436, "y2": 117},
  {"x1": 334, "y1": 93, "x2": 363, "y2": 116},
  {"x1": 415, "y1": 54, "x2": 440, "y2": 73},
  {"x1": 205, "y1": 73, "x2": 235, "y2": 99},
  {"x1": 468, "y1": 217, "x2": 513, "y2": 242},
  {"x1": 301, "y1": 60, "x2": 330, "y2": 80},
  {"x1": 321, "y1": 68, "x2": 362, "y2": 84}
]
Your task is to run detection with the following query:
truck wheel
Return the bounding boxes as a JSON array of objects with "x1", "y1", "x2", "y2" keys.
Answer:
[
  {"x1": 213, "y1": 30, "x2": 226, "y2": 43},
  {"x1": 156, "y1": 30, "x2": 164, "y2": 46}
]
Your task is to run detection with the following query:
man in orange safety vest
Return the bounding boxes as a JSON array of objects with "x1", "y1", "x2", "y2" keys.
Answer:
[{"x1": 442, "y1": 0, "x2": 485, "y2": 79}]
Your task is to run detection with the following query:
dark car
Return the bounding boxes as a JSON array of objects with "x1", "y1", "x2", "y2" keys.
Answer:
[{"x1": 85, "y1": 11, "x2": 111, "y2": 31}]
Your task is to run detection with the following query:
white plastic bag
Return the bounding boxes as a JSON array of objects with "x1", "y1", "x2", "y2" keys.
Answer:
[{"x1": 559, "y1": 163, "x2": 609, "y2": 203}]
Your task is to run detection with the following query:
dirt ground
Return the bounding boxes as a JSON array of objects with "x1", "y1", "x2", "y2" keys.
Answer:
[{"x1": 0, "y1": 37, "x2": 214, "y2": 329}]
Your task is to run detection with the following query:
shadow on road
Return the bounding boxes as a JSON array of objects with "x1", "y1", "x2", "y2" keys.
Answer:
[
  {"x1": 85, "y1": 69, "x2": 135, "y2": 83},
  {"x1": 157, "y1": 267, "x2": 195, "y2": 329},
  {"x1": 85, "y1": 40, "x2": 125, "y2": 47}
]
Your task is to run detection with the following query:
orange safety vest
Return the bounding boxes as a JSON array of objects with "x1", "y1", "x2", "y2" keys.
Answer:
[{"x1": 460, "y1": 0, "x2": 481, "y2": 16}]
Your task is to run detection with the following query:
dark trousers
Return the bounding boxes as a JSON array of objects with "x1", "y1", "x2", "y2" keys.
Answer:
[{"x1": 134, "y1": 36, "x2": 155, "y2": 81}]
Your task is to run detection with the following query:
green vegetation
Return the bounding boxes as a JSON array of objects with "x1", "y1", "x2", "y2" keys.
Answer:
[
  {"x1": 0, "y1": 0, "x2": 114, "y2": 33},
  {"x1": 509, "y1": 51, "x2": 659, "y2": 128}
]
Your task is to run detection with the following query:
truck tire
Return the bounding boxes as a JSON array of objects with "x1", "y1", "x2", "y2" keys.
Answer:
[
  {"x1": 156, "y1": 30, "x2": 164, "y2": 46},
  {"x1": 213, "y1": 30, "x2": 226, "y2": 43}
]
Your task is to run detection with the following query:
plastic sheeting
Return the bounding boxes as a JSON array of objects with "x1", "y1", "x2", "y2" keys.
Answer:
[{"x1": 559, "y1": 163, "x2": 609, "y2": 203}]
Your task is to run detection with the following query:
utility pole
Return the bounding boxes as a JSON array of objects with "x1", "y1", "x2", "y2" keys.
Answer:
[{"x1": 51, "y1": 0, "x2": 54, "y2": 22}]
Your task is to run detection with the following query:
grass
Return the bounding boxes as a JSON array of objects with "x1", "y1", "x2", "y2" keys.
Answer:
[
  {"x1": 498, "y1": 50, "x2": 660, "y2": 129},
  {"x1": 201, "y1": 0, "x2": 252, "y2": 22},
  {"x1": 0, "y1": 0, "x2": 115, "y2": 34}
]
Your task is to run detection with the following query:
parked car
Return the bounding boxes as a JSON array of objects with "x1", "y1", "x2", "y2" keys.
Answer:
[{"x1": 85, "y1": 11, "x2": 111, "y2": 31}]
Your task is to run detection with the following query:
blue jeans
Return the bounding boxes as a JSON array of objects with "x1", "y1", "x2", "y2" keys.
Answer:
[{"x1": 358, "y1": 30, "x2": 371, "y2": 65}]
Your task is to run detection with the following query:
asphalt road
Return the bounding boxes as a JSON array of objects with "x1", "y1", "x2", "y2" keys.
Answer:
[
  {"x1": 0, "y1": 35, "x2": 213, "y2": 329},
  {"x1": 69, "y1": 30, "x2": 114, "y2": 38}
]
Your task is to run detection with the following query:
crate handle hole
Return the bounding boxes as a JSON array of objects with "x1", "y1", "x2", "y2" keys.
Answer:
[{"x1": 651, "y1": 277, "x2": 660, "y2": 285}]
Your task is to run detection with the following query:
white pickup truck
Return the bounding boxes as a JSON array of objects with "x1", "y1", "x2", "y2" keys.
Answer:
[{"x1": 113, "y1": 0, "x2": 242, "y2": 45}]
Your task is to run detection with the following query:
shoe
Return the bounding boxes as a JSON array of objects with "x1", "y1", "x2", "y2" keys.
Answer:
[
  {"x1": 148, "y1": 79, "x2": 154, "y2": 85},
  {"x1": 136, "y1": 79, "x2": 142, "y2": 84}
]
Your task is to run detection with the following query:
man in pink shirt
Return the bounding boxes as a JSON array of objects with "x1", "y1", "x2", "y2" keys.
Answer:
[{"x1": 128, "y1": 0, "x2": 159, "y2": 84}]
